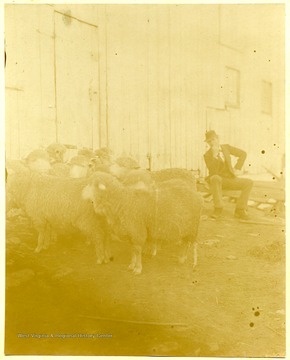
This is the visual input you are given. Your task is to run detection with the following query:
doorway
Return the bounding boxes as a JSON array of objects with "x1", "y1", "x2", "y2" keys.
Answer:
[{"x1": 54, "y1": 11, "x2": 100, "y2": 149}]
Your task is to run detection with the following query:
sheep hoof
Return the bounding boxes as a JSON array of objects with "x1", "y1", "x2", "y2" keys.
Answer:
[
  {"x1": 96, "y1": 258, "x2": 104, "y2": 265},
  {"x1": 128, "y1": 263, "x2": 135, "y2": 271},
  {"x1": 133, "y1": 267, "x2": 142, "y2": 275},
  {"x1": 34, "y1": 246, "x2": 42, "y2": 253},
  {"x1": 103, "y1": 256, "x2": 113, "y2": 264},
  {"x1": 179, "y1": 256, "x2": 187, "y2": 264}
]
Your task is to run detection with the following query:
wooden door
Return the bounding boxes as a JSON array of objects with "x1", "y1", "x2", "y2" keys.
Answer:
[{"x1": 54, "y1": 11, "x2": 100, "y2": 149}]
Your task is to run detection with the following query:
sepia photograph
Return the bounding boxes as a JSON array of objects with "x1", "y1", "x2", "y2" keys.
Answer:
[{"x1": 3, "y1": 0, "x2": 286, "y2": 358}]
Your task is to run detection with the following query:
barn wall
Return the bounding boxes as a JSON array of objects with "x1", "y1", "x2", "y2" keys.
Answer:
[
  {"x1": 5, "y1": 5, "x2": 56, "y2": 158},
  {"x1": 5, "y1": 4, "x2": 109, "y2": 158},
  {"x1": 217, "y1": 4, "x2": 285, "y2": 174},
  {"x1": 5, "y1": 4, "x2": 284, "y2": 176},
  {"x1": 105, "y1": 5, "x2": 222, "y2": 171}
]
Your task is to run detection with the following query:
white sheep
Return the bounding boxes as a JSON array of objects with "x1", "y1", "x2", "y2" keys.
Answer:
[
  {"x1": 7, "y1": 170, "x2": 111, "y2": 262},
  {"x1": 108, "y1": 157, "x2": 197, "y2": 192},
  {"x1": 151, "y1": 168, "x2": 197, "y2": 191},
  {"x1": 83, "y1": 172, "x2": 203, "y2": 274}
]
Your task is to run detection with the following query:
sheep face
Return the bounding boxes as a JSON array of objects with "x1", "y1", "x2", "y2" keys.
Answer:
[
  {"x1": 87, "y1": 157, "x2": 102, "y2": 175},
  {"x1": 46, "y1": 143, "x2": 67, "y2": 163},
  {"x1": 82, "y1": 182, "x2": 107, "y2": 216},
  {"x1": 82, "y1": 184, "x2": 95, "y2": 201}
]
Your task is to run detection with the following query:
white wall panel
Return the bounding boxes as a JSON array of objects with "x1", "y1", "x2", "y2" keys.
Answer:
[
  {"x1": 54, "y1": 11, "x2": 100, "y2": 148},
  {"x1": 5, "y1": 4, "x2": 284, "y2": 176}
]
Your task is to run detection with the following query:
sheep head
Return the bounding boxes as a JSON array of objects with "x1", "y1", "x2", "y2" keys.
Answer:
[
  {"x1": 82, "y1": 182, "x2": 107, "y2": 216},
  {"x1": 46, "y1": 143, "x2": 67, "y2": 163},
  {"x1": 82, "y1": 184, "x2": 95, "y2": 202},
  {"x1": 82, "y1": 173, "x2": 117, "y2": 215}
]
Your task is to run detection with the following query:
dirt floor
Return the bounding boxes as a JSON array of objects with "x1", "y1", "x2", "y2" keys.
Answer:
[{"x1": 5, "y1": 200, "x2": 285, "y2": 357}]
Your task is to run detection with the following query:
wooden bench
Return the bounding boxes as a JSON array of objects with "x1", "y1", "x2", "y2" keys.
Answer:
[{"x1": 196, "y1": 179, "x2": 285, "y2": 213}]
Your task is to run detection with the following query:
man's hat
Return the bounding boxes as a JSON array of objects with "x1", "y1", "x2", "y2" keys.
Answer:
[{"x1": 205, "y1": 130, "x2": 218, "y2": 142}]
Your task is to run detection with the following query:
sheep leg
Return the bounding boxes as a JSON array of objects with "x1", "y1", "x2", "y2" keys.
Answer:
[
  {"x1": 42, "y1": 224, "x2": 55, "y2": 250},
  {"x1": 129, "y1": 245, "x2": 143, "y2": 274},
  {"x1": 95, "y1": 232, "x2": 112, "y2": 265},
  {"x1": 79, "y1": 218, "x2": 108, "y2": 264},
  {"x1": 35, "y1": 230, "x2": 46, "y2": 253},
  {"x1": 132, "y1": 245, "x2": 143, "y2": 275},
  {"x1": 42, "y1": 231, "x2": 50, "y2": 250},
  {"x1": 103, "y1": 233, "x2": 113, "y2": 263},
  {"x1": 179, "y1": 240, "x2": 190, "y2": 264},
  {"x1": 144, "y1": 239, "x2": 157, "y2": 257},
  {"x1": 128, "y1": 252, "x2": 137, "y2": 271},
  {"x1": 193, "y1": 242, "x2": 198, "y2": 268},
  {"x1": 95, "y1": 218, "x2": 112, "y2": 264},
  {"x1": 95, "y1": 239, "x2": 106, "y2": 264},
  {"x1": 148, "y1": 235, "x2": 157, "y2": 256}
]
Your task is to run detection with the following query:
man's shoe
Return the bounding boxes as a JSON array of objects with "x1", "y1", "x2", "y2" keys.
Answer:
[
  {"x1": 211, "y1": 208, "x2": 223, "y2": 219},
  {"x1": 235, "y1": 209, "x2": 250, "y2": 220}
]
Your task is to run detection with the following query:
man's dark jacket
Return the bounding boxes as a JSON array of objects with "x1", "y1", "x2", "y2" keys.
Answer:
[{"x1": 204, "y1": 144, "x2": 247, "y2": 180}]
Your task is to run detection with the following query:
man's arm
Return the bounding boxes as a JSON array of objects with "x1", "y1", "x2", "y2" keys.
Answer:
[{"x1": 227, "y1": 145, "x2": 247, "y2": 170}]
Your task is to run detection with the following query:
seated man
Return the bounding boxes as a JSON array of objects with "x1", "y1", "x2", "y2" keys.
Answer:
[{"x1": 203, "y1": 130, "x2": 253, "y2": 220}]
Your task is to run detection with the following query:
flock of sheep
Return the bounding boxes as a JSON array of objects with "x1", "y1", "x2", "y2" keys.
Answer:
[{"x1": 6, "y1": 144, "x2": 203, "y2": 274}]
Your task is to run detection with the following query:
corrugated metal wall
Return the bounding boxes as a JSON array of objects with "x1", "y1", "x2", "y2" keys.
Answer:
[{"x1": 5, "y1": 4, "x2": 285, "y2": 175}]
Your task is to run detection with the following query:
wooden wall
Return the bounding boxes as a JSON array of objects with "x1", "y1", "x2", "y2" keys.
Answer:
[{"x1": 5, "y1": 4, "x2": 285, "y2": 175}]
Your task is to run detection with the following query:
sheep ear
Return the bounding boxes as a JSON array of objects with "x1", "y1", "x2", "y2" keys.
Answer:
[{"x1": 98, "y1": 183, "x2": 106, "y2": 191}]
